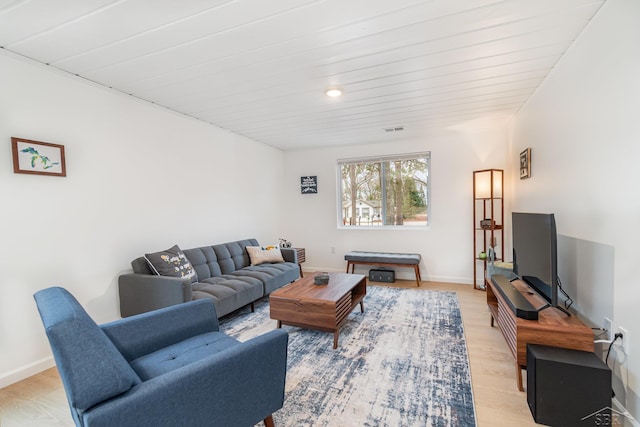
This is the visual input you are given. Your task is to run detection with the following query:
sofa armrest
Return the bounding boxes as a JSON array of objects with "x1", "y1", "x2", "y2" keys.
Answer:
[
  {"x1": 101, "y1": 299, "x2": 220, "y2": 361},
  {"x1": 280, "y1": 247, "x2": 298, "y2": 264},
  {"x1": 118, "y1": 273, "x2": 192, "y2": 318},
  {"x1": 83, "y1": 329, "x2": 289, "y2": 427}
]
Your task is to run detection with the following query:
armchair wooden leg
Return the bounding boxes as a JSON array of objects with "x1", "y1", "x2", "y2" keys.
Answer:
[{"x1": 264, "y1": 415, "x2": 275, "y2": 427}]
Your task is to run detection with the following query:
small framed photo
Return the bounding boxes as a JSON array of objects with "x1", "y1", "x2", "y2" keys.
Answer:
[
  {"x1": 519, "y1": 148, "x2": 531, "y2": 179},
  {"x1": 11, "y1": 137, "x2": 66, "y2": 177}
]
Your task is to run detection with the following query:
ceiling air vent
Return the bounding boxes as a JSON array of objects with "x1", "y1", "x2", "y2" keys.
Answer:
[{"x1": 383, "y1": 126, "x2": 405, "y2": 133}]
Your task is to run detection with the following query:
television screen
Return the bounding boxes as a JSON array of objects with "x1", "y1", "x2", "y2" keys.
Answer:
[{"x1": 512, "y1": 212, "x2": 558, "y2": 307}]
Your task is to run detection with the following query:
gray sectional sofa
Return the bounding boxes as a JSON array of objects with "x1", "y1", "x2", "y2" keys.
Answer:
[{"x1": 118, "y1": 238, "x2": 300, "y2": 318}]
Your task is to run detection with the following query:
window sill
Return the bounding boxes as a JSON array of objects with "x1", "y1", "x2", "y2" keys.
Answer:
[{"x1": 337, "y1": 225, "x2": 430, "y2": 231}]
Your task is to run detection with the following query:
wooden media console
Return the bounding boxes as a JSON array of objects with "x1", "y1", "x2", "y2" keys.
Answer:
[{"x1": 486, "y1": 276, "x2": 594, "y2": 391}]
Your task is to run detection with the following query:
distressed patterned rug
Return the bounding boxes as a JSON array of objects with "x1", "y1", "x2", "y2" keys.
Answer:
[{"x1": 220, "y1": 285, "x2": 476, "y2": 427}]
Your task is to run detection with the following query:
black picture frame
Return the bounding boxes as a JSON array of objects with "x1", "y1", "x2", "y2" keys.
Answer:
[{"x1": 301, "y1": 176, "x2": 318, "y2": 194}]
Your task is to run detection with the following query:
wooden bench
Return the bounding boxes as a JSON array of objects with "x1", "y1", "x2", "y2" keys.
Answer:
[{"x1": 344, "y1": 251, "x2": 422, "y2": 287}]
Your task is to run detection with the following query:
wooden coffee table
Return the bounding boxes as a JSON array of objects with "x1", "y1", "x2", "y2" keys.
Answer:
[{"x1": 269, "y1": 272, "x2": 366, "y2": 349}]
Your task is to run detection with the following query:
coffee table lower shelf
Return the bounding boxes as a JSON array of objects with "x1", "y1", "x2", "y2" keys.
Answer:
[{"x1": 269, "y1": 273, "x2": 366, "y2": 349}]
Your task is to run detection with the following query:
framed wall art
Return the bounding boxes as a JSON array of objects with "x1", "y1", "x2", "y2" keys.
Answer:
[
  {"x1": 300, "y1": 176, "x2": 317, "y2": 194},
  {"x1": 11, "y1": 137, "x2": 66, "y2": 177},
  {"x1": 519, "y1": 147, "x2": 531, "y2": 179}
]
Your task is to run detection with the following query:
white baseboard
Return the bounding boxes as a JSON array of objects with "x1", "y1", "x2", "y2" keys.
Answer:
[{"x1": 0, "y1": 356, "x2": 55, "y2": 389}]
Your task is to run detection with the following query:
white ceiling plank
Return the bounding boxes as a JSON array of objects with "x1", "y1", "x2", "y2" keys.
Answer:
[
  {"x1": 52, "y1": 0, "x2": 325, "y2": 74},
  {"x1": 0, "y1": 0, "x2": 118, "y2": 47},
  {"x1": 7, "y1": 0, "x2": 233, "y2": 63}
]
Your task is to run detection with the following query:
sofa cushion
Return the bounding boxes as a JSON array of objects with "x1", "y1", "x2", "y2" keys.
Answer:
[
  {"x1": 232, "y1": 263, "x2": 300, "y2": 294},
  {"x1": 130, "y1": 331, "x2": 240, "y2": 381},
  {"x1": 145, "y1": 244, "x2": 197, "y2": 283},
  {"x1": 192, "y1": 276, "x2": 264, "y2": 317},
  {"x1": 183, "y1": 246, "x2": 222, "y2": 281},
  {"x1": 246, "y1": 246, "x2": 285, "y2": 266},
  {"x1": 184, "y1": 239, "x2": 259, "y2": 281},
  {"x1": 214, "y1": 240, "x2": 255, "y2": 274}
]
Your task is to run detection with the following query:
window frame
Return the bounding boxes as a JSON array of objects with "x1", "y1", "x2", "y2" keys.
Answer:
[{"x1": 336, "y1": 152, "x2": 431, "y2": 230}]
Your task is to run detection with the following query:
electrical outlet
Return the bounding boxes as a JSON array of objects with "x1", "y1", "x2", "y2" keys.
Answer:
[
  {"x1": 618, "y1": 326, "x2": 629, "y2": 355},
  {"x1": 330, "y1": 247, "x2": 335, "y2": 254},
  {"x1": 604, "y1": 317, "x2": 612, "y2": 341}
]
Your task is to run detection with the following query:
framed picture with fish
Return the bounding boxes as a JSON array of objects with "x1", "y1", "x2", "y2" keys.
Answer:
[{"x1": 11, "y1": 137, "x2": 66, "y2": 177}]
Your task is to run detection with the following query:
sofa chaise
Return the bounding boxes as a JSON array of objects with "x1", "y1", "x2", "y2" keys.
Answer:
[{"x1": 118, "y1": 238, "x2": 300, "y2": 318}]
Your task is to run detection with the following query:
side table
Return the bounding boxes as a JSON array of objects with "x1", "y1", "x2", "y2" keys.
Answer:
[{"x1": 294, "y1": 247, "x2": 305, "y2": 277}]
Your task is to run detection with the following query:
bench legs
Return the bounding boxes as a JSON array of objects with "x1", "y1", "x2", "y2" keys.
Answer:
[
  {"x1": 264, "y1": 415, "x2": 275, "y2": 427},
  {"x1": 413, "y1": 265, "x2": 422, "y2": 286},
  {"x1": 346, "y1": 261, "x2": 421, "y2": 287},
  {"x1": 346, "y1": 262, "x2": 355, "y2": 274}
]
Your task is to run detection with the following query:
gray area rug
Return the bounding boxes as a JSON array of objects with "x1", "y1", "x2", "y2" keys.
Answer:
[{"x1": 220, "y1": 285, "x2": 476, "y2": 427}]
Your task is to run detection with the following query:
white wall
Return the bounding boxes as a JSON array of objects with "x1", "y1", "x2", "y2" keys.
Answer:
[
  {"x1": 0, "y1": 52, "x2": 286, "y2": 387},
  {"x1": 508, "y1": 0, "x2": 640, "y2": 419},
  {"x1": 281, "y1": 121, "x2": 509, "y2": 283}
]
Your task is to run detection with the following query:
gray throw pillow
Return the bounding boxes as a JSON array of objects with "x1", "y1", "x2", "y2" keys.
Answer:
[{"x1": 144, "y1": 244, "x2": 197, "y2": 283}]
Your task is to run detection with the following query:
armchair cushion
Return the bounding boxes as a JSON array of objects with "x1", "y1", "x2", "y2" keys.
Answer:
[
  {"x1": 82, "y1": 329, "x2": 289, "y2": 427},
  {"x1": 130, "y1": 331, "x2": 240, "y2": 380}
]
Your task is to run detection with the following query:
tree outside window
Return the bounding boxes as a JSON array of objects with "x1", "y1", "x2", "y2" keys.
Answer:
[{"x1": 338, "y1": 152, "x2": 429, "y2": 228}]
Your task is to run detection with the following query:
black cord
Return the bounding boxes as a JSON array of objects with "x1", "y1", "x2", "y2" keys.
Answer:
[
  {"x1": 557, "y1": 276, "x2": 573, "y2": 310},
  {"x1": 606, "y1": 333, "x2": 623, "y2": 367}
]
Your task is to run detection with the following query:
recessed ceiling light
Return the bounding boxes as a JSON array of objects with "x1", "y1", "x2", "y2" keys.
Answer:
[{"x1": 325, "y1": 87, "x2": 343, "y2": 97}]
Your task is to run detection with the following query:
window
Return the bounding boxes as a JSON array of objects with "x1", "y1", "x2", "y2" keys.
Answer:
[{"x1": 338, "y1": 152, "x2": 430, "y2": 228}]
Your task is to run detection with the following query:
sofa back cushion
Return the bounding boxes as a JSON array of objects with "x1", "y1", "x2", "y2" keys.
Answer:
[
  {"x1": 183, "y1": 246, "x2": 221, "y2": 280},
  {"x1": 183, "y1": 239, "x2": 259, "y2": 281}
]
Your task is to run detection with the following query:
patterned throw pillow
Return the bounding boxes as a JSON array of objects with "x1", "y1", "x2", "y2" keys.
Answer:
[
  {"x1": 246, "y1": 246, "x2": 285, "y2": 266},
  {"x1": 144, "y1": 244, "x2": 197, "y2": 283}
]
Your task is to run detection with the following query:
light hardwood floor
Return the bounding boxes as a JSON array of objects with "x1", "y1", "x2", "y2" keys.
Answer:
[{"x1": 0, "y1": 280, "x2": 541, "y2": 426}]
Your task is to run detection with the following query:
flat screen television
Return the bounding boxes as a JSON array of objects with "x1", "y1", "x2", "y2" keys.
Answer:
[{"x1": 512, "y1": 212, "x2": 570, "y2": 316}]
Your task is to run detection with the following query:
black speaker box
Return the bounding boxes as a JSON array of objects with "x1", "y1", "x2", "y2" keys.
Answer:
[
  {"x1": 368, "y1": 268, "x2": 395, "y2": 283},
  {"x1": 527, "y1": 344, "x2": 612, "y2": 426}
]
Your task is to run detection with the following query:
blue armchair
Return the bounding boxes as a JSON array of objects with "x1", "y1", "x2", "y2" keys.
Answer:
[{"x1": 34, "y1": 287, "x2": 288, "y2": 427}]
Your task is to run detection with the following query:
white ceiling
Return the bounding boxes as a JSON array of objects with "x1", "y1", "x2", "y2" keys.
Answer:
[{"x1": 0, "y1": 0, "x2": 606, "y2": 150}]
